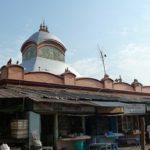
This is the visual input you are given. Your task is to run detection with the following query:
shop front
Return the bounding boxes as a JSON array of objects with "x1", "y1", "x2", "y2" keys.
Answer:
[
  {"x1": 91, "y1": 101, "x2": 124, "y2": 134},
  {"x1": 32, "y1": 101, "x2": 95, "y2": 150},
  {"x1": 87, "y1": 101, "x2": 146, "y2": 149},
  {"x1": 86, "y1": 101, "x2": 124, "y2": 150},
  {"x1": 0, "y1": 98, "x2": 32, "y2": 150},
  {"x1": 144, "y1": 103, "x2": 150, "y2": 144},
  {"x1": 117, "y1": 103, "x2": 145, "y2": 146}
]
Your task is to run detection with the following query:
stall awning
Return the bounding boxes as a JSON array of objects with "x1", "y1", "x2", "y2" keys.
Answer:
[
  {"x1": 91, "y1": 101, "x2": 124, "y2": 114},
  {"x1": 91, "y1": 101, "x2": 146, "y2": 114},
  {"x1": 91, "y1": 101, "x2": 124, "y2": 107}
]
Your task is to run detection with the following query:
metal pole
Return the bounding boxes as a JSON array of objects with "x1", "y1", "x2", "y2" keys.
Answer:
[
  {"x1": 100, "y1": 50, "x2": 106, "y2": 75},
  {"x1": 98, "y1": 45, "x2": 106, "y2": 76}
]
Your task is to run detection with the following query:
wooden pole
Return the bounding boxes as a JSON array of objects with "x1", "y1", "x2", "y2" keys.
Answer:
[
  {"x1": 54, "y1": 114, "x2": 59, "y2": 150},
  {"x1": 81, "y1": 116, "x2": 86, "y2": 134},
  {"x1": 140, "y1": 116, "x2": 145, "y2": 150}
]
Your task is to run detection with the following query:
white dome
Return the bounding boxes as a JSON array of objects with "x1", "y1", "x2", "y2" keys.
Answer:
[
  {"x1": 21, "y1": 24, "x2": 80, "y2": 77},
  {"x1": 24, "y1": 30, "x2": 66, "y2": 48},
  {"x1": 21, "y1": 57, "x2": 81, "y2": 77}
]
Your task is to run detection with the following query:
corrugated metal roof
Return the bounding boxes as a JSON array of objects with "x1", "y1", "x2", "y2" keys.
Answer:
[
  {"x1": 0, "y1": 85, "x2": 150, "y2": 104},
  {"x1": 30, "y1": 97, "x2": 96, "y2": 106},
  {"x1": 0, "y1": 87, "x2": 25, "y2": 98}
]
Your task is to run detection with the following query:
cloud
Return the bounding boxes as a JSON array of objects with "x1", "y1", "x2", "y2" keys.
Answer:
[
  {"x1": 71, "y1": 57, "x2": 105, "y2": 79},
  {"x1": 109, "y1": 43, "x2": 150, "y2": 85},
  {"x1": 70, "y1": 43, "x2": 150, "y2": 86},
  {"x1": 116, "y1": 26, "x2": 139, "y2": 37}
]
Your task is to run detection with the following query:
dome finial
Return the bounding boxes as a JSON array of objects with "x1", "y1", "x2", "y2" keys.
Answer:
[
  {"x1": 40, "y1": 23, "x2": 42, "y2": 30},
  {"x1": 39, "y1": 20, "x2": 49, "y2": 32},
  {"x1": 45, "y1": 25, "x2": 49, "y2": 32},
  {"x1": 43, "y1": 19, "x2": 45, "y2": 27}
]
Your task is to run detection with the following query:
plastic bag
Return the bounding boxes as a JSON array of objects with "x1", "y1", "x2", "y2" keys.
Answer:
[{"x1": 0, "y1": 144, "x2": 10, "y2": 150}]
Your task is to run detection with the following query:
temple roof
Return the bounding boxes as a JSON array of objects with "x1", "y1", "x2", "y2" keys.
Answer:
[
  {"x1": 24, "y1": 30, "x2": 65, "y2": 47},
  {"x1": 21, "y1": 23, "x2": 66, "y2": 51}
]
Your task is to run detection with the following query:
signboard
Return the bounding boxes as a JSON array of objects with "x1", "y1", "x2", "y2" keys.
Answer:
[{"x1": 124, "y1": 103, "x2": 145, "y2": 114}]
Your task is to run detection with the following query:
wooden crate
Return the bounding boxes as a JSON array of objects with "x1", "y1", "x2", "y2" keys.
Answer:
[
  {"x1": 11, "y1": 120, "x2": 28, "y2": 139},
  {"x1": 11, "y1": 120, "x2": 28, "y2": 129},
  {"x1": 11, "y1": 129, "x2": 28, "y2": 139}
]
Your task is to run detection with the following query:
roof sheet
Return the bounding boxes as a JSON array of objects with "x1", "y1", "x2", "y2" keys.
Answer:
[
  {"x1": 0, "y1": 85, "x2": 150, "y2": 105},
  {"x1": 91, "y1": 101, "x2": 124, "y2": 107}
]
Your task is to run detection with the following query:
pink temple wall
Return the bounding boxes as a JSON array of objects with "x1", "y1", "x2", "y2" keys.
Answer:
[
  {"x1": 1, "y1": 64, "x2": 150, "y2": 94},
  {"x1": 113, "y1": 82, "x2": 134, "y2": 91},
  {"x1": 76, "y1": 78, "x2": 103, "y2": 88},
  {"x1": 1, "y1": 65, "x2": 24, "y2": 80},
  {"x1": 142, "y1": 87, "x2": 150, "y2": 93},
  {"x1": 24, "y1": 72, "x2": 63, "y2": 84},
  {"x1": 102, "y1": 79, "x2": 113, "y2": 89},
  {"x1": 63, "y1": 73, "x2": 75, "y2": 85}
]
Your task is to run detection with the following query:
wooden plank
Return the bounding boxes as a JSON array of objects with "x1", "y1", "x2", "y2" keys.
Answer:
[{"x1": 33, "y1": 103, "x2": 95, "y2": 113}]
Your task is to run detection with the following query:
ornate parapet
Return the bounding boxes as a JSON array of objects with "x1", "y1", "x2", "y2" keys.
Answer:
[
  {"x1": 61, "y1": 68, "x2": 76, "y2": 85},
  {"x1": 101, "y1": 74, "x2": 113, "y2": 89},
  {"x1": 1, "y1": 64, "x2": 24, "y2": 80},
  {"x1": 131, "y1": 79, "x2": 142, "y2": 92}
]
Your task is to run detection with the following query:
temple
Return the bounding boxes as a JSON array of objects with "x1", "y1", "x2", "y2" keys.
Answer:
[{"x1": 0, "y1": 23, "x2": 150, "y2": 150}]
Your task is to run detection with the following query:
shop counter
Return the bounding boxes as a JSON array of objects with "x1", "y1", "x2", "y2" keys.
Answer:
[
  {"x1": 57, "y1": 135, "x2": 91, "y2": 150},
  {"x1": 117, "y1": 134, "x2": 140, "y2": 146},
  {"x1": 60, "y1": 135, "x2": 91, "y2": 141}
]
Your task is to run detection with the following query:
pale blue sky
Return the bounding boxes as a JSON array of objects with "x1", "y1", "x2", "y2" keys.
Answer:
[{"x1": 1, "y1": 0, "x2": 150, "y2": 85}]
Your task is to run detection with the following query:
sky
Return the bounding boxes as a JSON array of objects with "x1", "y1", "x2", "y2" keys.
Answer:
[{"x1": 0, "y1": 0, "x2": 150, "y2": 85}]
